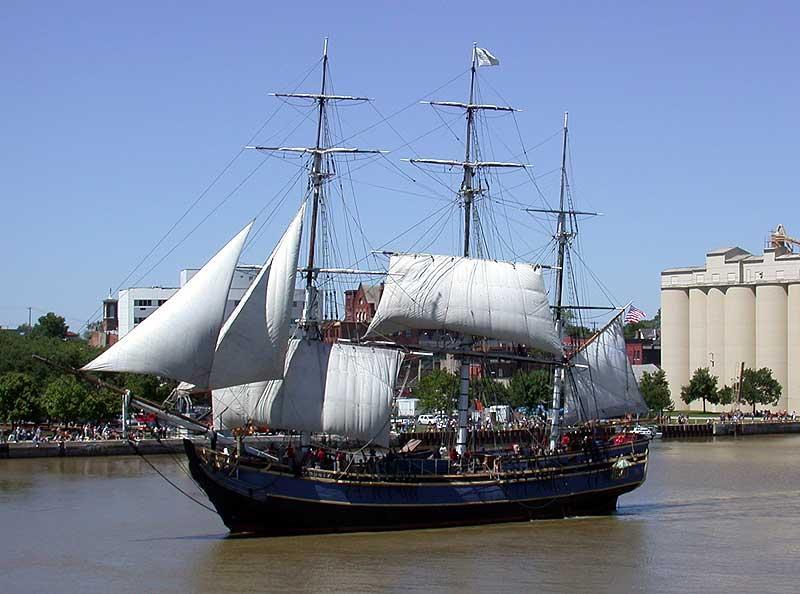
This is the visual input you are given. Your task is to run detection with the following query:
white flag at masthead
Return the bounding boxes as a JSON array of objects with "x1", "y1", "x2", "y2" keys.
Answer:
[{"x1": 475, "y1": 47, "x2": 500, "y2": 67}]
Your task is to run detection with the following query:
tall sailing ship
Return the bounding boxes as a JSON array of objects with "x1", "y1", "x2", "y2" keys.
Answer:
[{"x1": 79, "y1": 41, "x2": 649, "y2": 536}]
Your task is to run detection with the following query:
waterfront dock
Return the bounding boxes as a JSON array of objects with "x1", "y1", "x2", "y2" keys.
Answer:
[
  {"x1": 0, "y1": 438, "x2": 188, "y2": 459},
  {"x1": 0, "y1": 435, "x2": 296, "y2": 459},
  {"x1": 659, "y1": 421, "x2": 800, "y2": 438}
]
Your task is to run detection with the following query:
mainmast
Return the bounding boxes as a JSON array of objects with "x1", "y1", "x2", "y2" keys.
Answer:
[
  {"x1": 456, "y1": 46, "x2": 478, "y2": 456},
  {"x1": 461, "y1": 46, "x2": 477, "y2": 258},
  {"x1": 548, "y1": 112, "x2": 570, "y2": 451},
  {"x1": 248, "y1": 38, "x2": 382, "y2": 339},
  {"x1": 406, "y1": 44, "x2": 524, "y2": 455}
]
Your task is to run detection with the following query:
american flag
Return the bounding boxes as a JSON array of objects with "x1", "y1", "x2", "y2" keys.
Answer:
[{"x1": 624, "y1": 305, "x2": 647, "y2": 324}]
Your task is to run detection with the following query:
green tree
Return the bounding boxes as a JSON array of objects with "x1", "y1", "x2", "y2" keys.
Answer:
[
  {"x1": 415, "y1": 369, "x2": 458, "y2": 413},
  {"x1": 41, "y1": 376, "x2": 88, "y2": 422},
  {"x1": 79, "y1": 389, "x2": 121, "y2": 422},
  {"x1": 30, "y1": 312, "x2": 69, "y2": 339},
  {"x1": 716, "y1": 385, "x2": 734, "y2": 407},
  {"x1": 740, "y1": 367, "x2": 782, "y2": 414},
  {"x1": 469, "y1": 376, "x2": 510, "y2": 406},
  {"x1": 0, "y1": 330, "x2": 100, "y2": 392},
  {"x1": 120, "y1": 373, "x2": 176, "y2": 402},
  {"x1": 508, "y1": 370, "x2": 551, "y2": 410},
  {"x1": 639, "y1": 369, "x2": 672, "y2": 415},
  {"x1": 681, "y1": 367, "x2": 718, "y2": 413},
  {"x1": 0, "y1": 372, "x2": 41, "y2": 423}
]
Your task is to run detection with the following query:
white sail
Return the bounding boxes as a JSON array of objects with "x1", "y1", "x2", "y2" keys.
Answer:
[
  {"x1": 322, "y1": 344, "x2": 404, "y2": 446},
  {"x1": 213, "y1": 338, "x2": 328, "y2": 432},
  {"x1": 212, "y1": 381, "x2": 267, "y2": 430},
  {"x1": 208, "y1": 204, "x2": 305, "y2": 389},
  {"x1": 564, "y1": 317, "x2": 648, "y2": 423},
  {"x1": 366, "y1": 253, "x2": 560, "y2": 354},
  {"x1": 82, "y1": 223, "x2": 252, "y2": 387},
  {"x1": 213, "y1": 341, "x2": 403, "y2": 446}
]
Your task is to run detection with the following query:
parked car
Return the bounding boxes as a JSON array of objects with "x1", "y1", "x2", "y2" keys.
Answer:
[{"x1": 417, "y1": 414, "x2": 438, "y2": 425}]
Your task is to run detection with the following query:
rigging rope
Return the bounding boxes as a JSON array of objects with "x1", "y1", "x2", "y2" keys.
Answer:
[
  {"x1": 129, "y1": 439, "x2": 218, "y2": 514},
  {"x1": 79, "y1": 58, "x2": 323, "y2": 331}
]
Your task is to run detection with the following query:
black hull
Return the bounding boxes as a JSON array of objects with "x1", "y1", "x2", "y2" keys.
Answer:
[{"x1": 184, "y1": 440, "x2": 648, "y2": 537}]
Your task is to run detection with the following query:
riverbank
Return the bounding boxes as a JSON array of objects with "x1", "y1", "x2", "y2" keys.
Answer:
[
  {"x1": 659, "y1": 420, "x2": 800, "y2": 438},
  {"x1": 0, "y1": 437, "x2": 188, "y2": 458},
  {"x1": 0, "y1": 434, "x2": 298, "y2": 459},
  {"x1": 5, "y1": 420, "x2": 800, "y2": 458}
]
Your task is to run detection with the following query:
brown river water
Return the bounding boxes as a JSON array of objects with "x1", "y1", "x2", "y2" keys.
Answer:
[{"x1": 2, "y1": 436, "x2": 799, "y2": 594}]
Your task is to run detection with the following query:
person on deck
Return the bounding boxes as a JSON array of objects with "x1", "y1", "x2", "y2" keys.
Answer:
[{"x1": 315, "y1": 447, "x2": 326, "y2": 469}]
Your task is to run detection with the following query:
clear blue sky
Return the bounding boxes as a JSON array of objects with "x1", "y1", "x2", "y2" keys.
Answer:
[{"x1": 2, "y1": 1, "x2": 799, "y2": 330}]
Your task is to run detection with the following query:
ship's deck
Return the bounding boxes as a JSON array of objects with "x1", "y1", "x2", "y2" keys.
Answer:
[{"x1": 197, "y1": 439, "x2": 648, "y2": 486}]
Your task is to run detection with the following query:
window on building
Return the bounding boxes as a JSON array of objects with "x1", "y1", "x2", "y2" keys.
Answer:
[
  {"x1": 727, "y1": 272, "x2": 736, "y2": 282},
  {"x1": 133, "y1": 317, "x2": 146, "y2": 324},
  {"x1": 712, "y1": 273, "x2": 720, "y2": 283},
  {"x1": 134, "y1": 299, "x2": 153, "y2": 307},
  {"x1": 696, "y1": 274, "x2": 705, "y2": 283},
  {"x1": 777, "y1": 269, "x2": 785, "y2": 280},
  {"x1": 158, "y1": 299, "x2": 167, "y2": 306}
]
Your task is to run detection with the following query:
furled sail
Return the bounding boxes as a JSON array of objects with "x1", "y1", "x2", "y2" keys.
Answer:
[
  {"x1": 213, "y1": 340, "x2": 404, "y2": 446},
  {"x1": 82, "y1": 223, "x2": 252, "y2": 388},
  {"x1": 563, "y1": 317, "x2": 648, "y2": 423},
  {"x1": 366, "y1": 253, "x2": 561, "y2": 354},
  {"x1": 208, "y1": 204, "x2": 305, "y2": 389}
]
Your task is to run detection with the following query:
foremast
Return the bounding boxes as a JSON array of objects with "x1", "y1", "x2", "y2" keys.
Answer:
[
  {"x1": 249, "y1": 38, "x2": 382, "y2": 339},
  {"x1": 304, "y1": 38, "x2": 330, "y2": 339},
  {"x1": 407, "y1": 44, "x2": 524, "y2": 454},
  {"x1": 457, "y1": 46, "x2": 478, "y2": 457}
]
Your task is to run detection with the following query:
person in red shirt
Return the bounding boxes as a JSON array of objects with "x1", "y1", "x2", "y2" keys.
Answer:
[{"x1": 315, "y1": 447, "x2": 326, "y2": 469}]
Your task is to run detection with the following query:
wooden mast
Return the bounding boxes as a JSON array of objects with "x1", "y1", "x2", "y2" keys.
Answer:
[
  {"x1": 406, "y1": 45, "x2": 524, "y2": 455},
  {"x1": 248, "y1": 39, "x2": 383, "y2": 338},
  {"x1": 548, "y1": 112, "x2": 570, "y2": 451},
  {"x1": 455, "y1": 45, "x2": 479, "y2": 456}
]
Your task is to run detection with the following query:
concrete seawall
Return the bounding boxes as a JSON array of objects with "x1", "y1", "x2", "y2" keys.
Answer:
[
  {"x1": 660, "y1": 422, "x2": 800, "y2": 438},
  {"x1": 0, "y1": 438, "x2": 188, "y2": 459},
  {"x1": 0, "y1": 435, "x2": 296, "y2": 459}
]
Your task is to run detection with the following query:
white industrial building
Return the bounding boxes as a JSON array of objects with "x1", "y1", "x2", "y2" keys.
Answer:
[
  {"x1": 661, "y1": 227, "x2": 800, "y2": 412},
  {"x1": 119, "y1": 266, "x2": 306, "y2": 338}
]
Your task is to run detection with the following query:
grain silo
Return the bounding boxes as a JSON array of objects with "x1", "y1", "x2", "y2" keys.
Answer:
[{"x1": 661, "y1": 227, "x2": 800, "y2": 412}]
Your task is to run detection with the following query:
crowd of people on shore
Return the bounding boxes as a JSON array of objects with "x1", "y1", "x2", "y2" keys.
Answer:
[{"x1": 0, "y1": 422, "x2": 174, "y2": 444}]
